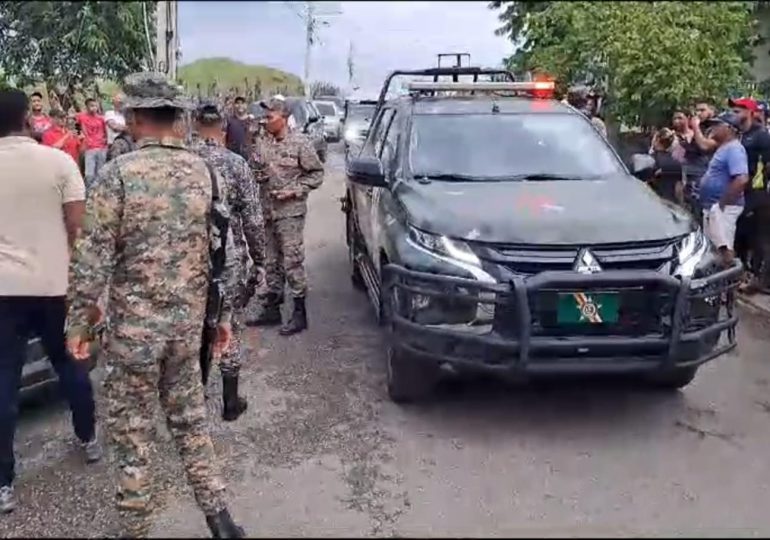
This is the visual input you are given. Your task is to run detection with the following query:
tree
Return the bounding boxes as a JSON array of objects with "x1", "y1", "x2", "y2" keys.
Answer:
[
  {"x1": 488, "y1": 1, "x2": 552, "y2": 75},
  {"x1": 491, "y1": 1, "x2": 758, "y2": 128},
  {"x1": 0, "y1": 1, "x2": 155, "y2": 111},
  {"x1": 309, "y1": 81, "x2": 341, "y2": 98}
]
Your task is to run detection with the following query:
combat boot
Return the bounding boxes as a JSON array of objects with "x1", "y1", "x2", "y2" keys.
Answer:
[
  {"x1": 222, "y1": 373, "x2": 247, "y2": 422},
  {"x1": 279, "y1": 296, "x2": 307, "y2": 336},
  {"x1": 245, "y1": 292, "x2": 283, "y2": 327},
  {"x1": 205, "y1": 509, "x2": 245, "y2": 538}
]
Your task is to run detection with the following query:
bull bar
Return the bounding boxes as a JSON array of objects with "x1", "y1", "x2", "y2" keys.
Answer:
[{"x1": 382, "y1": 262, "x2": 742, "y2": 375}]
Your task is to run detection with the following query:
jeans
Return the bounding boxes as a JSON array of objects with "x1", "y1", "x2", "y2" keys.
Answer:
[
  {"x1": 84, "y1": 148, "x2": 108, "y2": 192},
  {"x1": 0, "y1": 296, "x2": 96, "y2": 487}
]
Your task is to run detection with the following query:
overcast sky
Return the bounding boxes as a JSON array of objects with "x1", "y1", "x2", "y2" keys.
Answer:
[{"x1": 178, "y1": 1, "x2": 514, "y2": 96}]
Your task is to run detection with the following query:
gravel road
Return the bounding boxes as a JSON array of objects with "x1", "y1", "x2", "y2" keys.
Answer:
[{"x1": 4, "y1": 145, "x2": 770, "y2": 538}]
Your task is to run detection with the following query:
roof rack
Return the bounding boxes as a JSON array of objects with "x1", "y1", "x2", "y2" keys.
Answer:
[
  {"x1": 375, "y1": 67, "x2": 516, "y2": 112},
  {"x1": 437, "y1": 53, "x2": 471, "y2": 68},
  {"x1": 406, "y1": 81, "x2": 555, "y2": 93}
]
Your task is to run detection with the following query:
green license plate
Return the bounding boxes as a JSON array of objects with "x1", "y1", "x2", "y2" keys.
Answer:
[{"x1": 557, "y1": 292, "x2": 620, "y2": 324}]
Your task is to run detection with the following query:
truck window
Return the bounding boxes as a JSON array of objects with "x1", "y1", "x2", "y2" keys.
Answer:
[
  {"x1": 408, "y1": 113, "x2": 626, "y2": 180},
  {"x1": 370, "y1": 109, "x2": 395, "y2": 156}
]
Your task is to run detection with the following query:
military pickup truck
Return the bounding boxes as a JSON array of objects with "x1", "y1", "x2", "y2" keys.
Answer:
[{"x1": 343, "y1": 67, "x2": 741, "y2": 403}]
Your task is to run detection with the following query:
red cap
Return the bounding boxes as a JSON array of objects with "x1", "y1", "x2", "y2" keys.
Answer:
[{"x1": 728, "y1": 97, "x2": 759, "y2": 112}]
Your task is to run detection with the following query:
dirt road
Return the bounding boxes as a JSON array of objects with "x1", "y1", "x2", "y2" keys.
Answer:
[{"x1": 4, "y1": 146, "x2": 770, "y2": 537}]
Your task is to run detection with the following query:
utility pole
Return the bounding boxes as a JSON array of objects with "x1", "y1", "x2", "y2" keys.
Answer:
[
  {"x1": 346, "y1": 40, "x2": 356, "y2": 96},
  {"x1": 303, "y1": 1, "x2": 314, "y2": 97},
  {"x1": 294, "y1": 1, "x2": 341, "y2": 97},
  {"x1": 155, "y1": 0, "x2": 179, "y2": 80}
]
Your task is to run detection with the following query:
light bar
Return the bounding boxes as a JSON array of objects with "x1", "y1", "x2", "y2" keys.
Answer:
[{"x1": 406, "y1": 81, "x2": 555, "y2": 92}]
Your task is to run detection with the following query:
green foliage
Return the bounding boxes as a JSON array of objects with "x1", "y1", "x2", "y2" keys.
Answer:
[
  {"x1": 488, "y1": 1, "x2": 552, "y2": 74},
  {"x1": 178, "y1": 57, "x2": 303, "y2": 99},
  {"x1": 492, "y1": 1, "x2": 758, "y2": 127},
  {"x1": 0, "y1": 1, "x2": 154, "y2": 110},
  {"x1": 309, "y1": 81, "x2": 342, "y2": 98}
]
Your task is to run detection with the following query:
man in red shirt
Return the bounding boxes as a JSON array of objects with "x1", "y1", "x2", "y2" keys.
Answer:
[
  {"x1": 75, "y1": 98, "x2": 108, "y2": 192},
  {"x1": 26, "y1": 91, "x2": 52, "y2": 143},
  {"x1": 41, "y1": 109, "x2": 82, "y2": 164}
]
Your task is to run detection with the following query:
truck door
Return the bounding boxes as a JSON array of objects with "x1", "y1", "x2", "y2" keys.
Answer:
[{"x1": 354, "y1": 107, "x2": 394, "y2": 259}]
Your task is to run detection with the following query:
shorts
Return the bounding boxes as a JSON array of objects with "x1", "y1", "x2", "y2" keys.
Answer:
[{"x1": 702, "y1": 204, "x2": 743, "y2": 251}]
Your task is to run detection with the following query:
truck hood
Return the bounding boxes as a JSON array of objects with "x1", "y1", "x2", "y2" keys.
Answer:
[{"x1": 398, "y1": 176, "x2": 693, "y2": 245}]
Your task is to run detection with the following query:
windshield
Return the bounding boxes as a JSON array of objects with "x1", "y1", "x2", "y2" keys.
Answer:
[
  {"x1": 315, "y1": 102, "x2": 336, "y2": 116},
  {"x1": 289, "y1": 100, "x2": 308, "y2": 125},
  {"x1": 348, "y1": 104, "x2": 376, "y2": 119},
  {"x1": 409, "y1": 113, "x2": 625, "y2": 181}
]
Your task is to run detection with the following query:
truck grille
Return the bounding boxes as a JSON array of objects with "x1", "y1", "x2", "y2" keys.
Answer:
[{"x1": 478, "y1": 238, "x2": 679, "y2": 275}]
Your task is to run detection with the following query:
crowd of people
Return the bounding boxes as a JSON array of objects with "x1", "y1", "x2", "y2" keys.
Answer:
[
  {"x1": 23, "y1": 91, "x2": 134, "y2": 192},
  {"x1": 0, "y1": 72, "x2": 324, "y2": 538},
  {"x1": 645, "y1": 96, "x2": 770, "y2": 292}
]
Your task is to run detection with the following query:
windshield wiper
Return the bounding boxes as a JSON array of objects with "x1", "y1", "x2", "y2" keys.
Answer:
[
  {"x1": 415, "y1": 173, "x2": 603, "y2": 183},
  {"x1": 416, "y1": 173, "x2": 497, "y2": 182},
  {"x1": 507, "y1": 173, "x2": 590, "y2": 181}
]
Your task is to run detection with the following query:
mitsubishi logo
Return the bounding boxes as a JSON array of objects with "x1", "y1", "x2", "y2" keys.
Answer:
[{"x1": 574, "y1": 248, "x2": 602, "y2": 274}]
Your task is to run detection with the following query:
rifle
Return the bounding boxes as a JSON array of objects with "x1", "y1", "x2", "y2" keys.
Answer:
[
  {"x1": 200, "y1": 281, "x2": 223, "y2": 387},
  {"x1": 199, "y1": 161, "x2": 231, "y2": 388}
]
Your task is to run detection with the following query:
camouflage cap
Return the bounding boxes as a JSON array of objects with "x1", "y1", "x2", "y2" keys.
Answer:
[
  {"x1": 122, "y1": 71, "x2": 193, "y2": 110},
  {"x1": 259, "y1": 94, "x2": 289, "y2": 113},
  {"x1": 195, "y1": 99, "x2": 224, "y2": 122}
]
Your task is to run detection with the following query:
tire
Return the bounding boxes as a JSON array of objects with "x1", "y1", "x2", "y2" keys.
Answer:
[
  {"x1": 347, "y1": 213, "x2": 365, "y2": 291},
  {"x1": 386, "y1": 345, "x2": 439, "y2": 404},
  {"x1": 645, "y1": 366, "x2": 698, "y2": 390}
]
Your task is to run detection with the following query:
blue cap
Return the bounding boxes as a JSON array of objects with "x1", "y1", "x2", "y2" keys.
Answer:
[{"x1": 705, "y1": 111, "x2": 742, "y2": 131}]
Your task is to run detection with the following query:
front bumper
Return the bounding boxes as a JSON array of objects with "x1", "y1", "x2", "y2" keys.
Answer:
[{"x1": 382, "y1": 263, "x2": 742, "y2": 376}]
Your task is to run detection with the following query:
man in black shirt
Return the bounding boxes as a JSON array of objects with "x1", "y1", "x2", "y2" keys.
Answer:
[
  {"x1": 730, "y1": 97, "x2": 770, "y2": 292},
  {"x1": 224, "y1": 96, "x2": 253, "y2": 159}
]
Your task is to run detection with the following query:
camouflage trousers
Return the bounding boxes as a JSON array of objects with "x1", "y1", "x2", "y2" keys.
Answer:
[
  {"x1": 263, "y1": 215, "x2": 307, "y2": 298},
  {"x1": 103, "y1": 331, "x2": 227, "y2": 538},
  {"x1": 217, "y1": 308, "x2": 244, "y2": 376}
]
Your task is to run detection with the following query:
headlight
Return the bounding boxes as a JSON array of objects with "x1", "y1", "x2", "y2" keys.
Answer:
[
  {"x1": 405, "y1": 226, "x2": 496, "y2": 327},
  {"x1": 344, "y1": 128, "x2": 359, "y2": 142},
  {"x1": 407, "y1": 226, "x2": 484, "y2": 270},
  {"x1": 673, "y1": 231, "x2": 710, "y2": 278}
]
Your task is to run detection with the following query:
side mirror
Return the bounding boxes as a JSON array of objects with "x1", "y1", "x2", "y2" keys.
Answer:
[
  {"x1": 631, "y1": 153, "x2": 656, "y2": 181},
  {"x1": 347, "y1": 157, "x2": 387, "y2": 188},
  {"x1": 307, "y1": 116, "x2": 320, "y2": 125}
]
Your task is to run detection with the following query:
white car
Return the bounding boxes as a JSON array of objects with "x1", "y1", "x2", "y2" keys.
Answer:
[{"x1": 313, "y1": 100, "x2": 343, "y2": 142}]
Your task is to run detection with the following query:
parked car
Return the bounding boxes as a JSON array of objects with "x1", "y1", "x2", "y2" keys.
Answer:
[
  {"x1": 313, "y1": 100, "x2": 343, "y2": 142},
  {"x1": 21, "y1": 324, "x2": 103, "y2": 400},
  {"x1": 343, "y1": 67, "x2": 741, "y2": 403},
  {"x1": 285, "y1": 97, "x2": 328, "y2": 163},
  {"x1": 316, "y1": 94, "x2": 345, "y2": 111},
  {"x1": 343, "y1": 99, "x2": 377, "y2": 159}
]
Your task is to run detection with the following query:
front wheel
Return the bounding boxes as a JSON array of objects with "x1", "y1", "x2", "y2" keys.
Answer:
[
  {"x1": 386, "y1": 346, "x2": 439, "y2": 404},
  {"x1": 347, "y1": 212, "x2": 365, "y2": 291}
]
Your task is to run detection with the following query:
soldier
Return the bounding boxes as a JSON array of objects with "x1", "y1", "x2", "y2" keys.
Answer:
[
  {"x1": 245, "y1": 97, "x2": 324, "y2": 335},
  {"x1": 191, "y1": 100, "x2": 265, "y2": 421},
  {"x1": 106, "y1": 128, "x2": 136, "y2": 162},
  {"x1": 66, "y1": 72, "x2": 245, "y2": 538},
  {"x1": 566, "y1": 85, "x2": 607, "y2": 138}
]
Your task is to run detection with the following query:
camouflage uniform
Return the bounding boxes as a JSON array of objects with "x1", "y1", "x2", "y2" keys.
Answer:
[
  {"x1": 252, "y1": 131, "x2": 323, "y2": 300},
  {"x1": 67, "y1": 73, "x2": 242, "y2": 538},
  {"x1": 191, "y1": 135, "x2": 265, "y2": 379},
  {"x1": 107, "y1": 133, "x2": 135, "y2": 162}
]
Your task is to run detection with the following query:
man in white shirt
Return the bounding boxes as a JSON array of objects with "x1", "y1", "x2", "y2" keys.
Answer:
[
  {"x1": 104, "y1": 93, "x2": 127, "y2": 146},
  {"x1": 0, "y1": 89, "x2": 101, "y2": 515}
]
